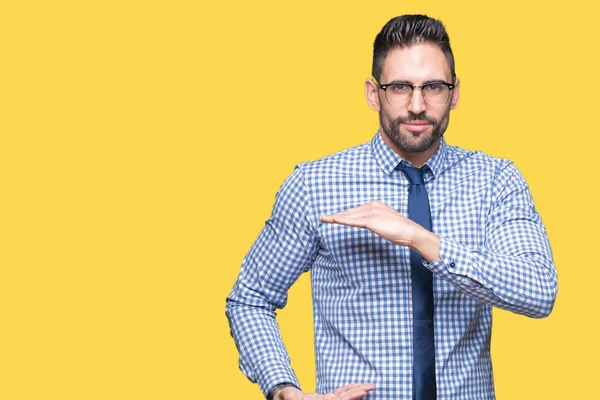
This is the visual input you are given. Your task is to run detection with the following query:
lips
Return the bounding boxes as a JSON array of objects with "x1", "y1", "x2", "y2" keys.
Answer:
[{"x1": 402, "y1": 122, "x2": 431, "y2": 132}]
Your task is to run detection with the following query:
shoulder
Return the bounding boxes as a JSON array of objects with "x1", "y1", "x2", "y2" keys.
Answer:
[
  {"x1": 444, "y1": 143, "x2": 529, "y2": 202},
  {"x1": 444, "y1": 142, "x2": 526, "y2": 183},
  {"x1": 296, "y1": 141, "x2": 372, "y2": 176},
  {"x1": 276, "y1": 141, "x2": 371, "y2": 198},
  {"x1": 445, "y1": 143, "x2": 514, "y2": 173}
]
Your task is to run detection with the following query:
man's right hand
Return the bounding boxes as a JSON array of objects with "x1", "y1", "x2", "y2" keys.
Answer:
[{"x1": 274, "y1": 383, "x2": 375, "y2": 400}]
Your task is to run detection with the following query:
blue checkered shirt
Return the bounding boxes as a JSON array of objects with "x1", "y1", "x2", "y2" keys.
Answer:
[{"x1": 226, "y1": 132, "x2": 557, "y2": 399}]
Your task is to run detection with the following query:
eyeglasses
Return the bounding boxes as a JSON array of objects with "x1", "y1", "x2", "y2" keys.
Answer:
[{"x1": 373, "y1": 77, "x2": 455, "y2": 107}]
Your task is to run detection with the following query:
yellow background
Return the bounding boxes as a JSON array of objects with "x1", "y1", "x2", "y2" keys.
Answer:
[{"x1": 0, "y1": 1, "x2": 597, "y2": 398}]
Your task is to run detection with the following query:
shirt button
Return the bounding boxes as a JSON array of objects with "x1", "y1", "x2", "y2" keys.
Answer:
[{"x1": 449, "y1": 262, "x2": 456, "y2": 268}]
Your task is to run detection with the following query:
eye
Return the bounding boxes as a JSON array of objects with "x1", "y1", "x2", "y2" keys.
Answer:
[
  {"x1": 389, "y1": 84, "x2": 411, "y2": 93},
  {"x1": 423, "y1": 84, "x2": 443, "y2": 93}
]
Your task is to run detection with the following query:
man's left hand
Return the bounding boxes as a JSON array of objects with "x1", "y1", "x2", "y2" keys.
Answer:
[{"x1": 319, "y1": 200, "x2": 441, "y2": 262}]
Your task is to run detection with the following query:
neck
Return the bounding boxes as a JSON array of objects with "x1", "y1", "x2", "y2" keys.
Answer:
[{"x1": 380, "y1": 131, "x2": 440, "y2": 168}]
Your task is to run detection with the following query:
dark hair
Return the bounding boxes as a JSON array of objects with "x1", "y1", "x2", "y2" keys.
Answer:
[{"x1": 372, "y1": 15, "x2": 455, "y2": 82}]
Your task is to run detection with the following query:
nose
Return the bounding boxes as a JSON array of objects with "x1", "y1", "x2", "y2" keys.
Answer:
[{"x1": 407, "y1": 88, "x2": 427, "y2": 115}]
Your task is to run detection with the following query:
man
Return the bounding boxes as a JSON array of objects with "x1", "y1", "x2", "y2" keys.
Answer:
[{"x1": 226, "y1": 14, "x2": 557, "y2": 400}]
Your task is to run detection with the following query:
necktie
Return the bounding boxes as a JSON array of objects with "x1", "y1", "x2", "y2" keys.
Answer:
[{"x1": 400, "y1": 165, "x2": 436, "y2": 400}]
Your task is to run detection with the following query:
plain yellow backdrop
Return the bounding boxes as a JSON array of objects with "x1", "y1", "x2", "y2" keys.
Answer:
[{"x1": 0, "y1": 1, "x2": 597, "y2": 399}]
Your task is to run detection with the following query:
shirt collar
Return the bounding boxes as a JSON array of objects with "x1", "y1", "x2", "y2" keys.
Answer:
[{"x1": 370, "y1": 131, "x2": 447, "y2": 178}]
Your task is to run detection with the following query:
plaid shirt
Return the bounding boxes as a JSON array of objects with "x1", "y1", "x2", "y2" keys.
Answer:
[{"x1": 226, "y1": 132, "x2": 557, "y2": 399}]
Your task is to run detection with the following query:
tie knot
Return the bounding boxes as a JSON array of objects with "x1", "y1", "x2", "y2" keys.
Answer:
[{"x1": 400, "y1": 166, "x2": 427, "y2": 185}]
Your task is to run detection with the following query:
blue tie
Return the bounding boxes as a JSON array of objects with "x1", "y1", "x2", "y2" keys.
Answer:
[{"x1": 400, "y1": 165, "x2": 436, "y2": 400}]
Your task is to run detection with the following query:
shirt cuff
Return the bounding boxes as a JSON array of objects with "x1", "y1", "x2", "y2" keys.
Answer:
[
  {"x1": 254, "y1": 358, "x2": 301, "y2": 398},
  {"x1": 422, "y1": 236, "x2": 486, "y2": 289}
]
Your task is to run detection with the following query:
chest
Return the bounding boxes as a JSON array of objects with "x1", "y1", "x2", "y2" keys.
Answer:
[{"x1": 315, "y1": 170, "x2": 493, "y2": 259}]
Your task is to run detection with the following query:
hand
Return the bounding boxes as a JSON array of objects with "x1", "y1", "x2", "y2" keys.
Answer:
[
  {"x1": 275, "y1": 383, "x2": 375, "y2": 400},
  {"x1": 319, "y1": 200, "x2": 441, "y2": 262},
  {"x1": 319, "y1": 200, "x2": 420, "y2": 247}
]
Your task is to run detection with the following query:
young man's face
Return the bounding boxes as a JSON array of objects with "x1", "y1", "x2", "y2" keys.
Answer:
[{"x1": 373, "y1": 43, "x2": 460, "y2": 154}]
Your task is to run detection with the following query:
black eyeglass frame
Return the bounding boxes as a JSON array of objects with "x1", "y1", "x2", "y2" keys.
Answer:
[{"x1": 376, "y1": 80, "x2": 456, "y2": 107}]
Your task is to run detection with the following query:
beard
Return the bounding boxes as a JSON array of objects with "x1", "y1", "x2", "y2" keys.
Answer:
[{"x1": 379, "y1": 106, "x2": 451, "y2": 153}]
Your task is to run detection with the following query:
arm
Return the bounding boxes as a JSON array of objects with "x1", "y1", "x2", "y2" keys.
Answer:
[
  {"x1": 320, "y1": 162, "x2": 557, "y2": 319},
  {"x1": 421, "y1": 162, "x2": 557, "y2": 318},
  {"x1": 225, "y1": 166, "x2": 318, "y2": 397}
]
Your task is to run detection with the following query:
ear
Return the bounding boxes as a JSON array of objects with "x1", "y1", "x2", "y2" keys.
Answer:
[
  {"x1": 365, "y1": 78, "x2": 381, "y2": 111},
  {"x1": 450, "y1": 77, "x2": 460, "y2": 110}
]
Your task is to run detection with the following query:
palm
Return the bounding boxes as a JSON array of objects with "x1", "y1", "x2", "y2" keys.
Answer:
[
  {"x1": 292, "y1": 383, "x2": 375, "y2": 400},
  {"x1": 304, "y1": 394, "x2": 341, "y2": 400}
]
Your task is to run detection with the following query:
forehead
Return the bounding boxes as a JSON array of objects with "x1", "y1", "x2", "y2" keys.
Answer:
[{"x1": 381, "y1": 43, "x2": 452, "y2": 83}]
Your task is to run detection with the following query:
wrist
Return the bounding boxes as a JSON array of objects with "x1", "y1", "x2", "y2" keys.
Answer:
[
  {"x1": 275, "y1": 386, "x2": 301, "y2": 400},
  {"x1": 411, "y1": 228, "x2": 441, "y2": 263},
  {"x1": 269, "y1": 383, "x2": 300, "y2": 400}
]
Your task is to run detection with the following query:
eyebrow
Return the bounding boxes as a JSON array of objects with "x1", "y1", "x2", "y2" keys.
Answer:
[{"x1": 386, "y1": 79, "x2": 449, "y2": 85}]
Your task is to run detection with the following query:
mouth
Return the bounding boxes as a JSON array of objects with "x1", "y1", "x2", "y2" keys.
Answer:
[{"x1": 401, "y1": 122, "x2": 431, "y2": 133}]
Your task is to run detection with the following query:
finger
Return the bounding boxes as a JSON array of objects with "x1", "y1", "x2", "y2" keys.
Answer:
[
  {"x1": 338, "y1": 389, "x2": 367, "y2": 400},
  {"x1": 334, "y1": 383, "x2": 376, "y2": 397},
  {"x1": 321, "y1": 214, "x2": 369, "y2": 228},
  {"x1": 320, "y1": 207, "x2": 376, "y2": 224},
  {"x1": 336, "y1": 203, "x2": 375, "y2": 215},
  {"x1": 333, "y1": 384, "x2": 360, "y2": 396},
  {"x1": 319, "y1": 214, "x2": 336, "y2": 223},
  {"x1": 341, "y1": 391, "x2": 366, "y2": 400},
  {"x1": 333, "y1": 383, "x2": 371, "y2": 396},
  {"x1": 322, "y1": 201, "x2": 399, "y2": 222},
  {"x1": 320, "y1": 200, "x2": 386, "y2": 221},
  {"x1": 319, "y1": 210, "x2": 365, "y2": 223},
  {"x1": 335, "y1": 209, "x2": 375, "y2": 219}
]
